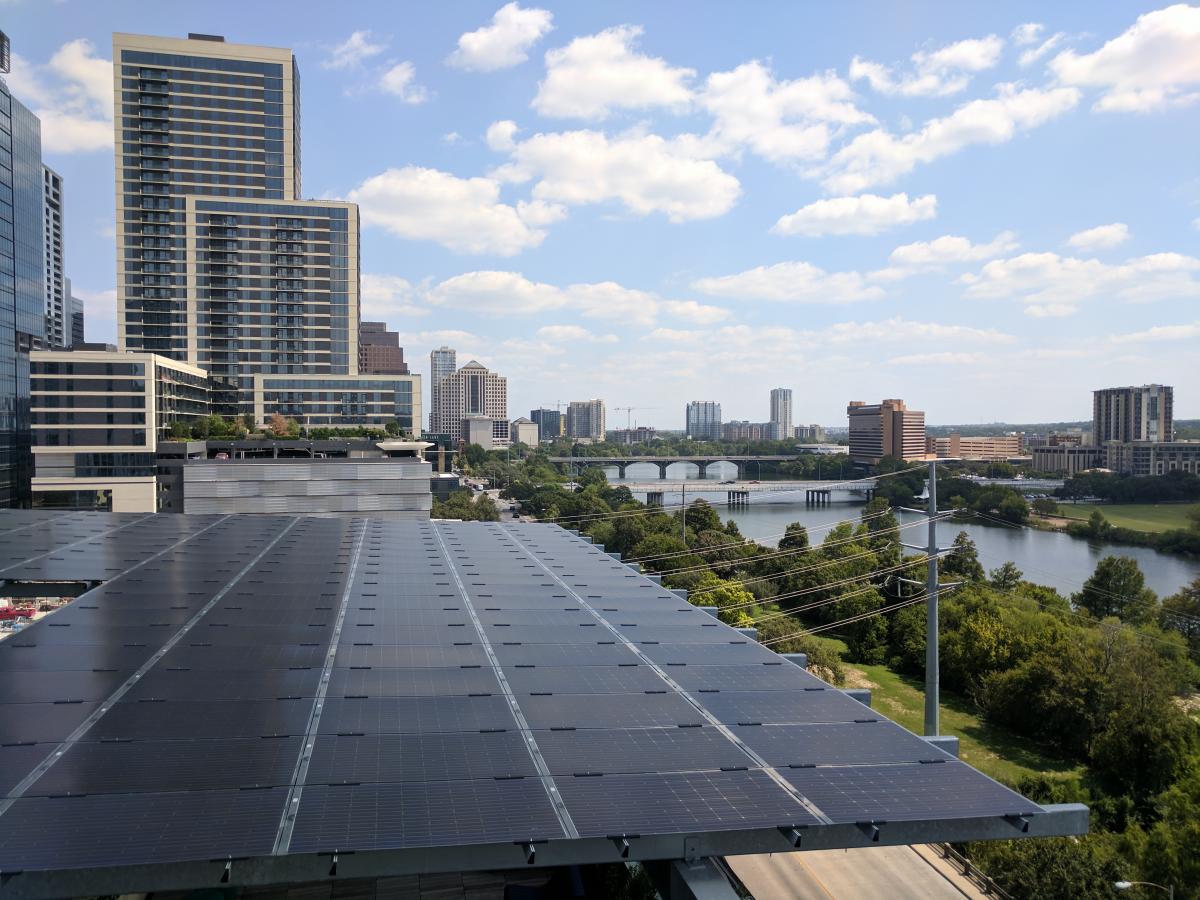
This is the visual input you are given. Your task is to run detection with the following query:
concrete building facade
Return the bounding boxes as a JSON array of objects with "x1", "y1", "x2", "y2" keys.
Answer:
[
  {"x1": 251, "y1": 373, "x2": 420, "y2": 432},
  {"x1": 1093, "y1": 384, "x2": 1173, "y2": 445},
  {"x1": 795, "y1": 424, "x2": 826, "y2": 442},
  {"x1": 29, "y1": 350, "x2": 210, "y2": 511},
  {"x1": 66, "y1": 279, "x2": 84, "y2": 347},
  {"x1": 928, "y1": 433, "x2": 1023, "y2": 460},
  {"x1": 722, "y1": 420, "x2": 766, "y2": 442},
  {"x1": 847, "y1": 399, "x2": 926, "y2": 465},
  {"x1": 435, "y1": 360, "x2": 506, "y2": 440},
  {"x1": 685, "y1": 401, "x2": 721, "y2": 441},
  {"x1": 510, "y1": 417, "x2": 538, "y2": 446},
  {"x1": 1031, "y1": 445, "x2": 1100, "y2": 476},
  {"x1": 1103, "y1": 440, "x2": 1200, "y2": 477},
  {"x1": 42, "y1": 165, "x2": 64, "y2": 348},
  {"x1": 566, "y1": 399, "x2": 605, "y2": 441}
]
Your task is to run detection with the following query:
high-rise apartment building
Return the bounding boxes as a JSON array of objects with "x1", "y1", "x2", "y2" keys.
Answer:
[
  {"x1": 428, "y1": 346, "x2": 457, "y2": 434},
  {"x1": 566, "y1": 399, "x2": 605, "y2": 441},
  {"x1": 110, "y1": 31, "x2": 420, "y2": 433},
  {"x1": 769, "y1": 387, "x2": 792, "y2": 441},
  {"x1": 113, "y1": 33, "x2": 302, "y2": 360},
  {"x1": 685, "y1": 401, "x2": 721, "y2": 441},
  {"x1": 42, "y1": 165, "x2": 64, "y2": 347},
  {"x1": 847, "y1": 399, "x2": 926, "y2": 465},
  {"x1": 0, "y1": 71, "x2": 47, "y2": 507},
  {"x1": 358, "y1": 321, "x2": 408, "y2": 375},
  {"x1": 435, "y1": 360, "x2": 506, "y2": 439},
  {"x1": 1093, "y1": 384, "x2": 1173, "y2": 444},
  {"x1": 530, "y1": 407, "x2": 563, "y2": 440}
]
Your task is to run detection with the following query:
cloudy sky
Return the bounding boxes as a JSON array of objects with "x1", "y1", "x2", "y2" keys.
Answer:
[{"x1": 8, "y1": 1, "x2": 1200, "y2": 427}]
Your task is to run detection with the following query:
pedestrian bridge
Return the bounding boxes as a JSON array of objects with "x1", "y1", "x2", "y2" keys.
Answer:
[
  {"x1": 548, "y1": 455, "x2": 801, "y2": 480},
  {"x1": 617, "y1": 479, "x2": 879, "y2": 507}
]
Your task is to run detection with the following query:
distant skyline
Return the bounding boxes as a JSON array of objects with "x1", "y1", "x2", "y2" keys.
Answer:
[{"x1": 7, "y1": 0, "x2": 1200, "y2": 427}]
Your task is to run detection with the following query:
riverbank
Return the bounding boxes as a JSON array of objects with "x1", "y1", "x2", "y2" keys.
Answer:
[{"x1": 1052, "y1": 502, "x2": 1199, "y2": 533}]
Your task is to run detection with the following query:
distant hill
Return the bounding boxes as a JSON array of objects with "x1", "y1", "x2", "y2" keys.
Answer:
[{"x1": 923, "y1": 419, "x2": 1200, "y2": 438}]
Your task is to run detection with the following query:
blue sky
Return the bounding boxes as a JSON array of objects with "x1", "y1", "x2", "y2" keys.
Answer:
[{"x1": 7, "y1": 1, "x2": 1200, "y2": 428}]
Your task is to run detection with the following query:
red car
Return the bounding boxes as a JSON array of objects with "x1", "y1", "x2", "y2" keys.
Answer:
[{"x1": 0, "y1": 607, "x2": 34, "y2": 621}]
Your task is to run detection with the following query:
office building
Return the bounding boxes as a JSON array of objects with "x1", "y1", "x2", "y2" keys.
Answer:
[
  {"x1": 1093, "y1": 384, "x2": 1173, "y2": 444},
  {"x1": 769, "y1": 388, "x2": 792, "y2": 441},
  {"x1": 1032, "y1": 445, "x2": 1100, "y2": 476},
  {"x1": 66, "y1": 279, "x2": 84, "y2": 347},
  {"x1": 434, "y1": 360, "x2": 507, "y2": 440},
  {"x1": 685, "y1": 400, "x2": 721, "y2": 440},
  {"x1": 510, "y1": 417, "x2": 538, "y2": 446},
  {"x1": 0, "y1": 71, "x2": 47, "y2": 507},
  {"x1": 566, "y1": 399, "x2": 605, "y2": 441},
  {"x1": 927, "y1": 433, "x2": 1023, "y2": 460},
  {"x1": 428, "y1": 345, "x2": 457, "y2": 433},
  {"x1": 847, "y1": 399, "x2": 926, "y2": 465},
  {"x1": 461, "y1": 415, "x2": 510, "y2": 448},
  {"x1": 358, "y1": 321, "x2": 408, "y2": 375},
  {"x1": 29, "y1": 350, "x2": 211, "y2": 511},
  {"x1": 722, "y1": 420, "x2": 766, "y2": 442},
  {"x1": 795, "y1": 423, "x2": 826, "y2": 442},
  {"x1": 42, "y1": 165, "x2": 65, "y2": 347},
  {"x1": 252, "y1": 373, "x2": 419, "y2": 432},
  {"x1": 530, "y1": 407, "x2": 563, "y2": 441}
]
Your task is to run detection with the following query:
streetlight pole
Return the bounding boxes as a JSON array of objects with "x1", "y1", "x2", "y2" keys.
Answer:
[{"x1": 924, "y1": 458, "x2": 940, "y2": 737}]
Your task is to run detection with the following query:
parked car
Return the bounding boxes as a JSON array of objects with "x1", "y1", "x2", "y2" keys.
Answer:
[{"x1": 0, "y1": 607, "x2": 34, "y2": 621}]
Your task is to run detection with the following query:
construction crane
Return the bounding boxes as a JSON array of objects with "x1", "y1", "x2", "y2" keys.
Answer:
[{"x1": 613, "y1": 406, "x2": 658, "y2": 430}]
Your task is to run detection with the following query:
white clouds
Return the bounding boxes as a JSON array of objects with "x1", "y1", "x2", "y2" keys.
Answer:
[
  {"x1": 888, "y1": 351, "x2": 987, "y2": 366},
  {"x1": 534, "y1": 25, "x2": 694, "y2": 119},
  {"x1": 1066, "y1": 222, "x2": 1130, "y2": 251},
  {"x1": 493, "y1": 128, "x2": 741, "y2": 222},
  {"x1": 772, "y1": 192, "x2": 936, "y2": 237},
  {"x1": 1012, "y1": 23, "x2": 1045, "y2": 46},
  {"x1": 646, "y1": 317, "x2": 1012, "y2": 352},
  {"x1": 486, "y1": 119, "x2": 519, "y2": 151},
  {"x1": 819, "y1": 84, "x2": 1080, "y2": 193},
  {"x1": 1110, "y1": 321, "x2": 1200, "y2": 344},
  {"x1": 348, "y1": 167, "x2": 550, "y2": 256},
  {"x1": 361, "y1": 274, "x2": 428, "y2": 321},
  {"x1": 73, "y1": 287, "x2": 117, "y2": 341},
  {"x1": 379, "y1": 62, "x2": 429, "y2": 103},
  {"x1": 324, "y1": 31, "x2": 387, "y2": 69},
  {"x1": 960, "y1": 250, "x2": 1200, "y2": 316},
  {"x1": 871, "y1": 230, "x2": 1019, "y2": 281},
  {"x1": 1050, "y1": 4, "x2": 1200, "y2": 112},
  {"x1": 699, "y1": 62, "x2": 874, "y2": 163},
  {"x1": 425, "y1": 271, "x2": 728, "y2": 327},
  {"x1": 536, "y1": 324, "x2": 618, "y2": 343},
  {"x1": 691, "y1": 261, "x2": 884, "y2": 304},
  {"x1": 448, "y1": 2, "x2": 554, "y2": 72},
  {"x1": 850, "y1": 35, "x2": 1004, "y2": 97},
  {"x1": 1018, "y1": 32, "x2": 1066, "y2": 67},
  {"x1": 8, "y1": 39, "x2": 112, "y2": 153}
]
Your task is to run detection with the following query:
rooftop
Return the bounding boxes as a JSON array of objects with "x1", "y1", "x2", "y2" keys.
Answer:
[{"x1": 0, "y1": 510, "x2": 1084, "y2": 897}]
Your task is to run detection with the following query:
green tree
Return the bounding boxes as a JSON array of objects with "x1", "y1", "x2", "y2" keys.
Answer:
[
  {"x1": 1075, "y1": 556, "x2": 1158, "y2": 625},
  {"x1": 167, "y1": 420, "x2": 192, "y2": 440},
  {"x1": 779, "y1": 522, "x2": 810, "y2": 552},
  {"x1": 1031, "y1": 497, "x2": 1058, "y2": 516},
  {"x1": 988, "y1": 561, "x2": 1023, "y2": 592},
  {"x1": 943, "y1": 531, "x2": 985, "y2": 582},
  {"x1": 385, "y1": 419, "x2": 402, "y2": 436},
  {"x1": 1159, "y1": 576, "x2": 1200, "y2": 652},
  {"x1": 462, "y1": 443, "x2": 487, "y2": 468}
]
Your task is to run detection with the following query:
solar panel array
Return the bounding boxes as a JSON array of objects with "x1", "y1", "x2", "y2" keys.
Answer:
[{"x1": 0, "y1": 509, "x2": 1056, "y2": 891}]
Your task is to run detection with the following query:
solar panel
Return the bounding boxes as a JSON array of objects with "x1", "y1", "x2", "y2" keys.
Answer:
[{"x1": 0, "y1": 510, "x2": 1080, "y2": 897}]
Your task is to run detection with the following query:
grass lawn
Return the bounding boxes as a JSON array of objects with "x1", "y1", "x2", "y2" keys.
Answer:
[
  {"x1": 848, "y1": 662, "x2": 1083, "y2": 789},
  {"x1": 1053, "y1": 502, "x2": 1199, "y2": 533}
]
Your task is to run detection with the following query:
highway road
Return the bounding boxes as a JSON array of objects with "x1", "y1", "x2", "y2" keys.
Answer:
[{"x1": 727, "y1": 845, "x2": 988, "y2": 899}]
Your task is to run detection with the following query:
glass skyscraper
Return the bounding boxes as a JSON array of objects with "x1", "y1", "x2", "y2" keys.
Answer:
[{"x1": 0, "y1": 75, "x2": 47, "y2": 506}]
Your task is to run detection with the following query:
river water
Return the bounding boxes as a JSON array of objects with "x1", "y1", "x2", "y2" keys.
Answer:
[{"x1": 604, "y1": 463, "x2": 1200, "y2": 598}]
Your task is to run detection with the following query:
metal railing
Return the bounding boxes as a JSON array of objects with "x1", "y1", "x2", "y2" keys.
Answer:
[{"x1": 934, "y1": 843, "x2": 1014, "y2": 899}]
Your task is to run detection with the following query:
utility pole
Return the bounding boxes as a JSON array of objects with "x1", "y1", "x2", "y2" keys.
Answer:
[
  {"x1": 680, "y1": 480, "x2": 687, "y2": 544},
  {"x1": 924, "y1": 458, "x2": 940, "y2": 737},
  {"x1": 899, "y1": 458, "x2": 959, "y2": 738}
]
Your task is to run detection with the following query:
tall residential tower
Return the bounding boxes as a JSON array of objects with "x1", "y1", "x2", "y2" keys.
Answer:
[
  {"x1": 847, "y1": 399, "x2": 926, "y2": 465},
  {"x1": 1093, "y1": 384, "x2": 1173, "y2": 445},
  {"x1": 769, "y1": 387, "x2": 792, "y2": 441},
  {"x1": 428, "y1": 345, "x2": 457, "y2": 433},
  {"x1": 42, "y1": 165, "x2": 64, "y2": 347}
]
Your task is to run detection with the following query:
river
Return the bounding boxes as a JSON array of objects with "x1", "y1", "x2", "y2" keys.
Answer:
[{"x1": 603, "y1": 462, "x2": 1200, "y2": 598}]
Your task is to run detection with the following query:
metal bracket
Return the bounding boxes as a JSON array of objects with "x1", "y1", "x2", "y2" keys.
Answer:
[
  {"x1": 857, "y1": 821, "x2": 882, "y2": 842},
  {"x1": 1005, "y1": 814, "x2": 1033, "y2": 833},
  {"x1": 779, "y1": 826, "x2": 806, "y2": 848},
  {"x1": 684, "y1": 835, "x2": 701, "y2": 863}
]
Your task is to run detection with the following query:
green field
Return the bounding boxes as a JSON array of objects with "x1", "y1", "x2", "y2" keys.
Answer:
[
  {"x1": 849, "y1": 662, "x2": 1083, "y2": 788},
  {"x1": 1053, "y1": 502, "x2": 1199, "y2": 534}
]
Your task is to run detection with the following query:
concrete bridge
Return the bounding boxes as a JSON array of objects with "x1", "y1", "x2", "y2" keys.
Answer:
[
  {"x1": 549, "y1": 455, "x2": 800, "y2": 480},
  {"x1": 618, "y1": 479, "x2": 878, "y2": 507}
]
